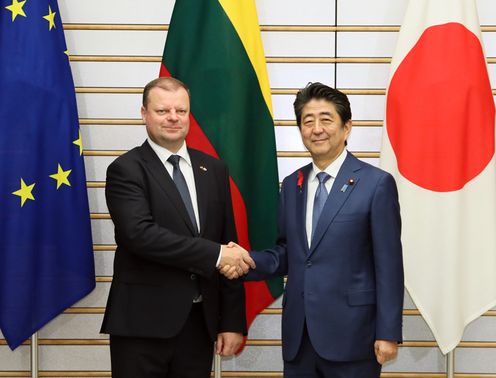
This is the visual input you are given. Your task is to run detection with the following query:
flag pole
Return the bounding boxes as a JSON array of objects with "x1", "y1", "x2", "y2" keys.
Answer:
[
  {"x1": 31, "y1": 332, "x2": 39, "y2": 378},
  {"x1": 214, "y1": 354, "x2": 222, "y2": 378},
  {"x1": 447, "y1": 350, "x2": 454, "y2": 378}
]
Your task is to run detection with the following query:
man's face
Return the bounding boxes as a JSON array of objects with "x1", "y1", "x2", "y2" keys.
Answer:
[
  {"x1": 299, "y1": 98, "x2": 351, "y2": 163},
  {"x1": 141, "y1": 86, "x2": 190, "y2": 152}
]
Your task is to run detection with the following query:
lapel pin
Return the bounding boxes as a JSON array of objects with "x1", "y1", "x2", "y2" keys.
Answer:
[
  {"x1": 199, "y1": 166, "x2": 207, "y2": 172},
  {"x1": 340, "y1": 179, "x2": 355, "y2": 193}
]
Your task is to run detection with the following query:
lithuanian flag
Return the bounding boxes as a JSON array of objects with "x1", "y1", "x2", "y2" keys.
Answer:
[{"x1": 160, "y1": 0, "x2": 283, "y2": 343}]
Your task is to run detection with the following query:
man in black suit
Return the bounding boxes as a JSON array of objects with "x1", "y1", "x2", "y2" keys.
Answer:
[{"x1": 101, "y1": 77, "x2": 254, "y2": 378}]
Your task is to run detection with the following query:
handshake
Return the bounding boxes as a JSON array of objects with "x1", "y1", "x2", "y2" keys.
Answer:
[{"x1": 219, "y1": 242, "x2": 255, "y2": 279}]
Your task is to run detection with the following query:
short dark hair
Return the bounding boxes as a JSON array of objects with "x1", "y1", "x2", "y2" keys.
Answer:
[
  {"x1": 293, "y1": 82, "x2": 352, "y2": 128},
  {"x1": 142, "y1": 77, "x2": 191, "y2": 107}
]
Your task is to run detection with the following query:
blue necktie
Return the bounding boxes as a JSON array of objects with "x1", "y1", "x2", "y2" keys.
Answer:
[
  {"x1": 167, "y1": 155, "x2": 198, "y2": 235},
  {"x1": 311, "y1": 172, "x2": 330, "y2": 240}
]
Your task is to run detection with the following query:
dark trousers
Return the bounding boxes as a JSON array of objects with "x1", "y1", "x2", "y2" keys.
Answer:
[
  {"x1": 109, "y1": 303, "x2": 213, "y2": 378},
  {"x1": 284, "y1": 325, "x2": 382, "y2": 378}
]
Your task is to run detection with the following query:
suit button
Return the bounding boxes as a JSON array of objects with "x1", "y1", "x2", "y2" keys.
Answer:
[
  {"x1": 306, "y1": 261, "x2": 312, "y2": 267},
  {"x1": 190, "y1": 274, "x2": 197, "y2": 280}
]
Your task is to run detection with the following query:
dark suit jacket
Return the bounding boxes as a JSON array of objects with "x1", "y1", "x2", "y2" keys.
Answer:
[
  {"x1": 247, "y1": 152, "x2": 403, "y2": 362},
  {"x1": 101, "y1": 141, "x2": 246, "y2": 340}
]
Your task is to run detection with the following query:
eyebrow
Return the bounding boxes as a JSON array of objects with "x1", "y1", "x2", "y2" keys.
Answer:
[{"x1": 303, "y1": 111, "x2": 334, "y2": 119}]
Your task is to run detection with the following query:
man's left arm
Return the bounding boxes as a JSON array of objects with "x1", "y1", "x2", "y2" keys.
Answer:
[
  {"x1": 370, "y1": 173, "x2": 404, "y2": 363},
  {"x1": 216, "y1": 164, "x2": 246, "y2": 355}
]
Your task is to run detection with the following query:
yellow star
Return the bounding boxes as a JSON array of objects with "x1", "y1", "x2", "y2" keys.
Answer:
[
  {"x1": 49, "y1": 164, "x2": 72, "y2": 189},
  {"x1": 73, "y1": 129, "x2": 83, "y2": 156},
  {"x1": 43, "y1": 5, "x2": 56, "y2": 31},
  {"x1": 12, "y1": 178, "x2": 35, "y2": 207},
  {"x1": 64, "y1": 50, "x2": 69, "y2": 57},
  {"x1": 5, "y1": 0, "x2": 27, "y2": 22}
]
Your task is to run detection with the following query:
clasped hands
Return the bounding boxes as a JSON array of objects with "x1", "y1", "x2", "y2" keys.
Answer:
[{"x1": 219, "y1": 242, "x2": 255, "y2": 279}]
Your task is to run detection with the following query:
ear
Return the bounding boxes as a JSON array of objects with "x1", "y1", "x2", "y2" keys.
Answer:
[
  {"x1": 140, "y1": 105, "x2": 147, "y2": 123},
  {"x1": 344, "y1": 119, "x2": 352, "y2": 137}
]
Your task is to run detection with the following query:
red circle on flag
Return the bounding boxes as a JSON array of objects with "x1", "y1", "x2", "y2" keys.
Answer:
[{"x1": 386, "y1": 23, "x2": 495, "y2": 192}]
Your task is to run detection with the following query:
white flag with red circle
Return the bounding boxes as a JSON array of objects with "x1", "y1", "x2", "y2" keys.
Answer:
[{"x1": 380, "y1": 0, "x2": 496, "y2": 354}]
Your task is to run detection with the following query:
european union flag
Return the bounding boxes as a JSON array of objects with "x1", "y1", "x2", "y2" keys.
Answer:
[{"x1": 0, "y1": 0, "x2": 95, "y2": 349}]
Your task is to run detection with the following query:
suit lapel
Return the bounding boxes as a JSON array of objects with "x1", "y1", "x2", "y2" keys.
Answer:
[
  {"x1": 139, "y1": 141, "x2": 197, "y2": 235},
  {"x1": 296, "y1": 164, "x2": 312, "y2": 254},
  {"x1": 309, "y1": 152, "x2": 361, "y2": 255},
  {"x1": 189, "y1": 149, "x2": 208, "y2": 236}
]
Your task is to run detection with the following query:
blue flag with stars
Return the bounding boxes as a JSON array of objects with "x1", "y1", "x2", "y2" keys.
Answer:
[{"x1": 0, "y1": 0, "x2": 95, "y2": 349}]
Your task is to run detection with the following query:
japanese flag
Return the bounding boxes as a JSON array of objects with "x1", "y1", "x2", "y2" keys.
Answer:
[{"x1": 381, "y1": 0, "x2": 496, "y2": 354}]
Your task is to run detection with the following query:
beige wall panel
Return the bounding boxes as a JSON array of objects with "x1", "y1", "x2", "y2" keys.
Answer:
[
  {"x1": 84, "y1": 156, "x2": 117, "y2": 182},
  {"x1": 455, "y1": 348, "x2": 496, "y2": 373},
  {"x1": 256, "y1": 0, "x2": 335, "y2": 25},
  {"x1": 87, "y1": 188, "x2": 107, "y2": 214},
  {"x1": 91, "y1": 219, "x2": 115, "y2": 245},
  {"x1": 0, "y1": 346, "x2": 29, "y2": 370},
  {"x1": 71, "y1": 62, "x2": 160, "y2": 87},
  {"x1": 348, "y1": 95, "x2": 385, "y2": 120},
  {"x1": 336, "y1": 63, "x2": 390, "y2": 89},
  {"x1": 463, "y1": 316, "x2": 496, "y2": 341},
  {"x1": 39, "y1": 345, "x2": 110, "y2": 370},
  {"x1": 489, "y1": 65, "x2": 496, "y2": 89},
  {"x1": 402, "y1": 316, "x2": 436, "y2": 341},
  {"x1": 275, "y1": 127, "x2": 306, "y2": 151},
  {"x1": 263, "y1": 32, "x2": 335, "y2": 57},
  {"x1": 94, "y1": 251, "x2": 115, "y2": 277},
  {"x1": 39, "y1": 315, "x2": 105, "y2": 339},
  {"x1": 76, "y1": 93, "x2": 141, "y2": 119},
  {"x1": 248, "y1": 315, "x2": 281, "y2": 339},
  {"x1": 59, "y1": 0, "x2": 173, "y2": 24},
  {"x1": 337, "y1": 32, "x2": 398, "y2": 58},
  {"x1": 82, "y1": 125, "x2": 147, "y2": 150},
  {"x1": 268, "y1": 63, "x2": 335, "y2": 89},
  {"x1": 66, "y1": 30, "x2": 167, "y2": 56},
  {"x1": 272, "y1": 94, "x2": 302, "y2": 120},
  {"x1": 478, "y1": 0, "x2": 496, "y2": 24},
  {"x1": 337, "y1": 0, "x2": 407, "y2": 25},
  {"x1": 482, "y1": 33, "x2": 496, "y2": 58},
  {"x1": 73, "y1": 283, "x2": 111, "y2": 308}
]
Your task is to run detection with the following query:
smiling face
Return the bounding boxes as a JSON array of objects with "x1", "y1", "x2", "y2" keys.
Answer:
[
  {"x1": 299, "y1": 98, "x2": 352, "y2": 169},
  {"x1": 141, "y1": 86, "x2": 190, "y2": 153}
]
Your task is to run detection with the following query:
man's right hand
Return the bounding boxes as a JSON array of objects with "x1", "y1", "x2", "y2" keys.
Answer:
[{"x1": 219, "y1": 242, "x2": 255, "y2": 279}]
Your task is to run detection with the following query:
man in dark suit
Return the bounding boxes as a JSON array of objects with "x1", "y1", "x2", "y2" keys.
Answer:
[
  {"x1": 223, "y1": 83, "x2": 404, "y2": 377},
  {"x1": 101, "y1": 77, "x2": 254, "y2": 378}
]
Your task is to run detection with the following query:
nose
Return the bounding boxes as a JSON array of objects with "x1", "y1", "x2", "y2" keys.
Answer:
[
  {"x1": 167, "y1": 110, "x2": 179, "y2": 121},
  {"x1": 313, "y1": 121, "x2": 323, "y2": 133}
]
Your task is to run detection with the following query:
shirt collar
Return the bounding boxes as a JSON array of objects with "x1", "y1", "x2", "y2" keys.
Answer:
[
  {"x1": 310, "y1": 147, "x2": 347, "y2": 181},
  {"x1": 147, "y1": 137, "x2": 192, "y2": 167}
]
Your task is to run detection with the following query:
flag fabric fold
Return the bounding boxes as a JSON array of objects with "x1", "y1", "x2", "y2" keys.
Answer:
[
  {"x1": 160, "y1": 0, "x2": 283, "y2": 345},
  {"x1": 381, "y1": 0, "x2": 496, "y2": 354},
  {"x1": 0, "y1": 0, "x2": 95, "y2": 349}
]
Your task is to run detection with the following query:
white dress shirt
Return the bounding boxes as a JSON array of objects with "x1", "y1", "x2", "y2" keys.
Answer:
[
  {"x1": 147, "y1": 138, "x2": 200, "y2": 232},
  {"x1": 305, "y1": 148, "x2": 347, "y2": 247}
]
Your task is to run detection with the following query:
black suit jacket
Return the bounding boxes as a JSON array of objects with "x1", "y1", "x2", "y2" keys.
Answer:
[{"x1": 101, "y1": 141, "x2": 246, "y2": 340}]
